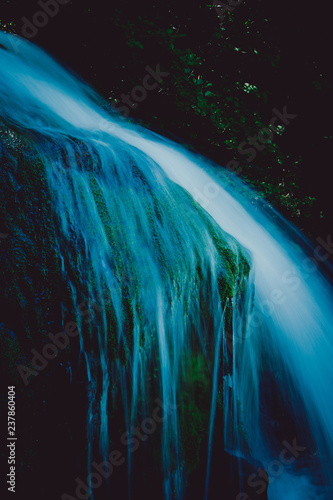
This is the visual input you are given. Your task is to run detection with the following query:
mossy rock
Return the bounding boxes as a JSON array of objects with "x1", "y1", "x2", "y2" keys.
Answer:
[{"x1": 0, "y1": 120, "x2": 251, "y2": 482}]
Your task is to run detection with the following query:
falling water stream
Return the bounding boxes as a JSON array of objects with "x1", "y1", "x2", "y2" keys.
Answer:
[{"x1": 1, "y1": 33, "x2": 333, "y2": 499}]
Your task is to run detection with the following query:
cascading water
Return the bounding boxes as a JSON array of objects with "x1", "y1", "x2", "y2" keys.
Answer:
[{"x1": 1, "y1": 32, "x2": 333, "y2": 500}]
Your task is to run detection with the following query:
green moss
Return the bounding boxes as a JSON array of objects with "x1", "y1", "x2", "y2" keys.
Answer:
[
  {"x1": 178, "y1": 353, "x2": 211, "y2": 472},
  {"x1": 0, "y1": 124, "x2": 64, "y2": 352}
]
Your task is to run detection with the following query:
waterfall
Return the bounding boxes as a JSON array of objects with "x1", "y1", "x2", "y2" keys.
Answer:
[{"x1": 1, "y1": 32, "x2": 333, "y2": 500}]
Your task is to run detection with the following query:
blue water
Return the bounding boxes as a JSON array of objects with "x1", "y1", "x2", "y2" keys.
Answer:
[{"x1": 1, "y1": 32, "x2": 333, "y2": 499}]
